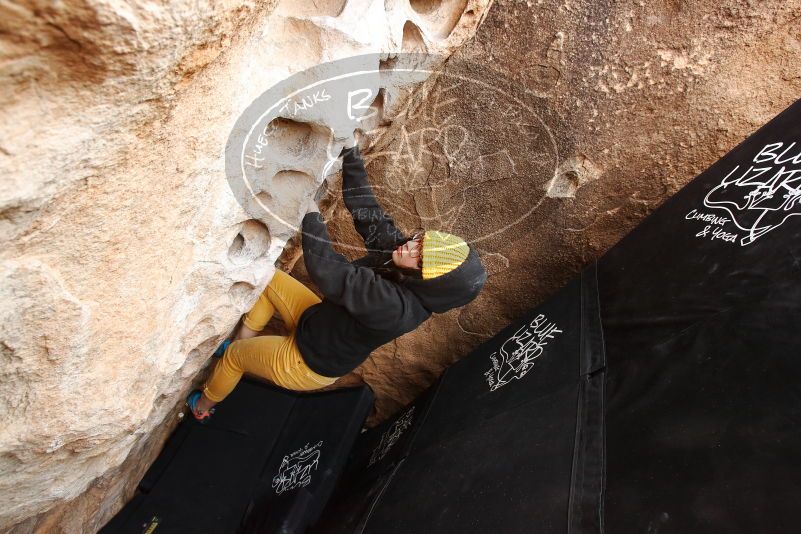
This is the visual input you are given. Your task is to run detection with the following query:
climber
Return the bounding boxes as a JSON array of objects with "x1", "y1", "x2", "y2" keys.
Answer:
[{"x1": 185, "y1": 137, "x2": 488, "y2": 422}]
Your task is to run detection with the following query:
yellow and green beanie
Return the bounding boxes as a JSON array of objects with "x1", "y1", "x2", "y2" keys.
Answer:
[{"x1": 421, "y1": 230, "x2": 470, "y2": 280}]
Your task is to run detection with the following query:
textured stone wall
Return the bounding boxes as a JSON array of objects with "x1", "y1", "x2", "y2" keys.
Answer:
[{"x1": 0, "y1": 1, "x2": 492, "y2": 531}]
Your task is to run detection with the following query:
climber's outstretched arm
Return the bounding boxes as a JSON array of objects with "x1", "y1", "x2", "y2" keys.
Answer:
[
  {"x1": 340, "y1": 145, "x2": 405, "y2": 253},
  {"x1": 300, "y1": 210, "x2": 404, "y2": 328}
]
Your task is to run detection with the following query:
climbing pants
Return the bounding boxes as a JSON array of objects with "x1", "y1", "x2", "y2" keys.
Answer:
[{"x1": 203, "y1": 269, "x2": 338, "y2": 402}]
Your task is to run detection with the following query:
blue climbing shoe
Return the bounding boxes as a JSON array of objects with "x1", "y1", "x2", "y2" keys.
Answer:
[
  {"x1": 213, "y1": 338, "x2": 231, "y2": 358},
  {"x1": 185, "y1": 390, "x2": 215, "y2": 423}
]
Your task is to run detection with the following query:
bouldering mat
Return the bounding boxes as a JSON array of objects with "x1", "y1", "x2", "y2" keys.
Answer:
[{"x1": 100, "y1": 378, "x2": 373, "y2": 534}]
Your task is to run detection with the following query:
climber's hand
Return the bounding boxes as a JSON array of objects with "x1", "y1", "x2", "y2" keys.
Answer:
[
  {"x1": 338, "y1": 130, "x2": 362, "y2": 157},
  {"x1": 338, "y1": 143, "x2": 354, "y2": 159}
]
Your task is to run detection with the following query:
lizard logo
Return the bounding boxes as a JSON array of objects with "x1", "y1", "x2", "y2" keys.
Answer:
[
  {"x1": 272, "y1": 441, "x2": 323, "y2": 494},
  {"x1": 368, "y1": 406, "x2": 415, "y2": 467},
  {"x1": 703, "y1": 141, "x2": 801, "y2": 246},
  {"x1": 484, "y1": 313, "x2": 563, "y2": 391}
]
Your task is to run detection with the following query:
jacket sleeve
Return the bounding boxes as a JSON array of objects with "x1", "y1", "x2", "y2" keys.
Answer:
[
  {"x1": 340, "y1": 145, "x2": 406, "y2": 253},
  {"x1": 301, "y1": 211, "x2": 405, "y2": 329}
]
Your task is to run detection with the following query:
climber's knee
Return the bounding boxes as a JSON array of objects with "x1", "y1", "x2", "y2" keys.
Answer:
[
  {"x1": 221, "y1": 341, "x2": 245, "y2": 370},
  {"x1": 242, "y1": 292, "x2": 273, "y2": 332}
]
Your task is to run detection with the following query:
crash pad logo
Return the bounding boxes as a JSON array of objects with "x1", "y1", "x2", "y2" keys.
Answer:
[
  {"x1": 368, "y1": 406, "x2": 415, "y2": 467},
  {"x1": 484, "y1": 314, "x2": 563, "y2": 391},
  {"x1": 272, "y1": 441, "x2": 323, "y2": 495},
  {"x1": 687, "y1": 141, "x2": 801, "y2": 246}
]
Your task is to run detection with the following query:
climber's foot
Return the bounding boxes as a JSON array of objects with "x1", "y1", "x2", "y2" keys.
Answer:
[
  {"x1": 212, "y1": 339, "x2": 231, "y2": 358},
  {"x1": 185, "y1": 390, "x2": 215, "y2": 423}
]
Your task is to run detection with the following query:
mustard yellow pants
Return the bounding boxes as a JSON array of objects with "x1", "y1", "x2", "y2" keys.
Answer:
[{"x1": 203, "y1": 269, "x2": 338, "y2": 402}]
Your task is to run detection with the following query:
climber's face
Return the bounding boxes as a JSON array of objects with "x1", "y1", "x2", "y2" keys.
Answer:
[{"x1": 392, "y1": 231, "x2": 423, "y2": 270}]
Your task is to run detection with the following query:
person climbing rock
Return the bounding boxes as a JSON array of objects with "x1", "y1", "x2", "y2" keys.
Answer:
[{"x1": 186, "y1": 139, "x2": 488, "y2": 422}]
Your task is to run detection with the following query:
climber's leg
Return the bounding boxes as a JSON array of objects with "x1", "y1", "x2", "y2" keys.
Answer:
[
  {"x1": 264, "y1": 269, "x2": 322, "y2": 331},
  {"x1": 198, "y1": 271, "x2": 328, "y2": 411},
  {"x1": 200, "y1": 329, "x2": 337, "y2": 408},
  {"x1": 242, "y1": 269, "x2": 321, "y2": 333},
  {"x1": 241, "y1": 290, "x2": 276, "y2": 334},
  {"x1": 202, "y1": 334, "x2": 292, "y2": 406}
]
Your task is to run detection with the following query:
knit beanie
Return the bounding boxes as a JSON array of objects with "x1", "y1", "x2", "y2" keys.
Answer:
[{"x1": 421, "y1": 230, "x2": 470, "y2": 280}]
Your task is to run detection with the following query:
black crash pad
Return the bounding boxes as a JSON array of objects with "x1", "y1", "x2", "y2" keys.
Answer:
[
  {"x1": 100, "y1": 378, "x2": 373, "y2": 534},
  {"x1": 314, "y1": 261, "x2": 606, "y2": 533},
  {"x1": 309, "y1": 377, "x2": 442, "y2": 534},
  {"x1": 598, "y1": 97, "x2": 801, "y2": 532}
]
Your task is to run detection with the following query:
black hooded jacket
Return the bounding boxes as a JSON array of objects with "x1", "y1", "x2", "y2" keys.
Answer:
[{"x1": 294, "y1": 145, "x2": 488, "y2": 378}]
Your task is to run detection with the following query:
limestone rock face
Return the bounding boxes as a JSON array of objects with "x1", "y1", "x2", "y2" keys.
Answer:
[{"x1": 0, "y1": 0, "x2": 492, "y2": 531}]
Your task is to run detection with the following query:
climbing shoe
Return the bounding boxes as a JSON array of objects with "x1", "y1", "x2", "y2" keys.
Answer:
[
  {"x1": 213, "y1": 338, "x2": 231, "y2": 359},
  {"x1": 185, "y1": 390, "x2": 215, "y2": 423}
]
